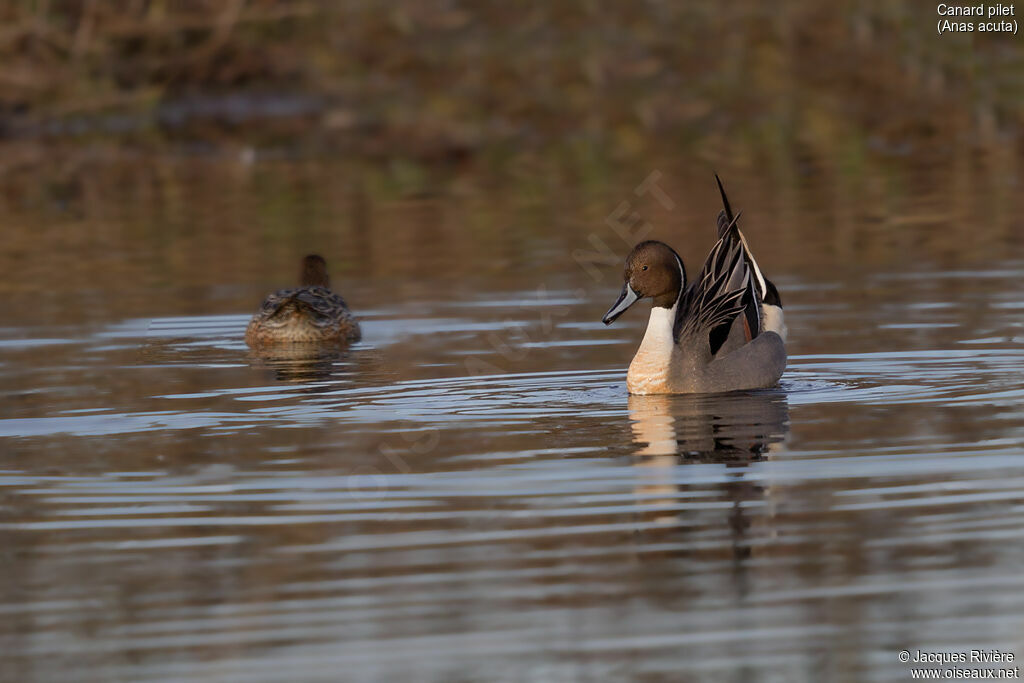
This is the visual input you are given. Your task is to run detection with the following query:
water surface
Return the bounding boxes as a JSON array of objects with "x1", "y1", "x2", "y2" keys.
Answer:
[{"x1": 2, "y1": 156, "x2": 1024, "y2": 682}]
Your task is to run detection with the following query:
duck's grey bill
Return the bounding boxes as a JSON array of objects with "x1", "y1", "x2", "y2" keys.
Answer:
[{"x1": 602, "y1": 283, "x2": 639, "y2": 325}]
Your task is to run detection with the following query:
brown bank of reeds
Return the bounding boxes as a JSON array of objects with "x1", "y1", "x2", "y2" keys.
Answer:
[{"x1": 0, "y1": 0, "x2": 1019, "y2": 165}]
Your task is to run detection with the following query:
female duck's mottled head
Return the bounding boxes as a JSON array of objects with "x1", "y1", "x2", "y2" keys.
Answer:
[
  {"x1": 602, "y1": 240, "x2": 686, "y2": 324},
  {"x1": 300, "y1": 254, "x2": 331, "y2": 288}
]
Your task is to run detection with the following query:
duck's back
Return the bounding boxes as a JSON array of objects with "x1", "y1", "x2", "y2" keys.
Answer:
[{"x1": 246, "y1": 286, "x2": 360, "y2": 345}]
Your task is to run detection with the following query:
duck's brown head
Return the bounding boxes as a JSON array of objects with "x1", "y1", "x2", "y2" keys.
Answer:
[
  {"x1": 602, "y1": 240, "x2": 686, "y2": 325},
  {"x1": 300, "y1": 254, "x2": 331, "y2": 288}
]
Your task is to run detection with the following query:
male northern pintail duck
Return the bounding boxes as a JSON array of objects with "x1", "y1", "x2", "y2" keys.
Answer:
[
  {"x1": 602, "y1": 176, "x2": 786, "y2": 394},
  {"x1": 245, "y1": 254, "x2": 361, "y2": 346}
]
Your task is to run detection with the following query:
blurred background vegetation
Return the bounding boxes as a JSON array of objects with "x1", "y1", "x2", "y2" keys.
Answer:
[
  {"x1": 0, "y1": 0, "x2": 1021, "y2": 324},
  {"x1": 2, "y1": 0, "x2": 1020, "y2": 165}
]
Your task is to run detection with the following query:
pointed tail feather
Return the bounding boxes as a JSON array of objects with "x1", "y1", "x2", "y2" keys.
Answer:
[
  {"x1": 713, "y1": 176, "x2": 772, "y2": 303},
  {"x1": 712, "y1": 174, "x2": 737, "y2": 237}
]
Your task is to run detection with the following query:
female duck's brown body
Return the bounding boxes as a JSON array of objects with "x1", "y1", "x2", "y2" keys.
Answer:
[{"x1": 245, "y1": 255, "x2": 361, "y2": 346}]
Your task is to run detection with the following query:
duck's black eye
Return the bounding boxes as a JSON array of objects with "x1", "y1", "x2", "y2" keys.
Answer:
[{"x1": 642, "y1": 265, "x2": 648, "y2": 271}]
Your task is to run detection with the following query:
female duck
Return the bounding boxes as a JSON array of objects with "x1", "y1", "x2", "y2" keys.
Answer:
[
  {"x1": 602, "y1": 179, "x2": 786, "y2": 394},
  {"x1": 245, "y1": 254, "x2": 361, "y2": 346}
]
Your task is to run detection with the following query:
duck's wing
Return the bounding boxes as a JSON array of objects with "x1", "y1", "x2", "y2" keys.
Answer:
[
  {"x1": 674, "y1": 217, "x2": 758, "y2": 357},
  {"x1": 257, "y1": 286, "x2": 350, "y2": 321},
  {"x1": 714, "y1": 175, "x2": 781, "y2": 308}
]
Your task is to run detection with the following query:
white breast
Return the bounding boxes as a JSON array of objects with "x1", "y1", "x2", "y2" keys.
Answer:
[{"x1": 627, "y1": 304, "x2": 677, "y2": 394}]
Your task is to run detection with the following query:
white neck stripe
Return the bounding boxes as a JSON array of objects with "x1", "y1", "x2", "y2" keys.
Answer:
[{"x1": 673, "y1": 253, "x2": 685, "y2": 307}]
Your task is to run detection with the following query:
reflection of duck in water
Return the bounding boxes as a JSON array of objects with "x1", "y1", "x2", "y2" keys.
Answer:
[
  {"x1": 246, "y1": 255, "x2": 361, "y2": 346},
  {"x1": 628, "y1": 390, "x2": 790, "y2": 531},
  {"x1": 248, "y1": 344, "x2": 353, "y2": 383}
]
